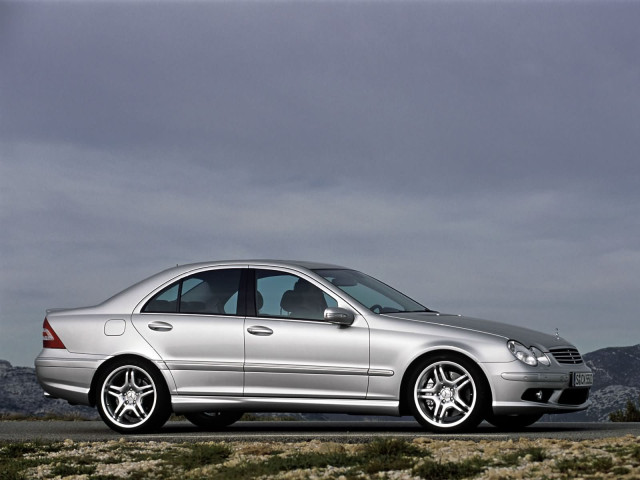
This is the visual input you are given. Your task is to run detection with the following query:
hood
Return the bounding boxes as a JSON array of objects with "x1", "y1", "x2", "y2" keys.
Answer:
[{"x1": 385, "y1": 312, "x2": 574, "y2": 351}]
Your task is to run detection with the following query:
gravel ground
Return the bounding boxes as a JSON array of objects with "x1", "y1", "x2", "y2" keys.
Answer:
[{"x1": 5, "y1": 434, "x2": 640, "y2": 479}]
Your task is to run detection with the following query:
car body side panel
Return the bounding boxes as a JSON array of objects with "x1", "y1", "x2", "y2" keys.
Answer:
[
  {"x1": 41, "y1": 312, "x2": 162, "y2": 360},
  {"x1": 365, "y1": 313, "x2": 512, "y2": 400},
  {"x1": 130, "y1": 313, "x2": 245, "y2": 395},
  {"x1": 35, "y1": 312, "x2": 173, "y2": 405},
  {"x1": 244, "y1": 315, "x2": 369, "y2": 398},
  {"x1": 364, "y1": 313, "x2": 590, "y2": 415}
]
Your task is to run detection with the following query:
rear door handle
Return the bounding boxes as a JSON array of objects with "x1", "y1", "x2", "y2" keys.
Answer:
[
  {"x1": 148, "y1": 321, "x2": 173, "y2": 332},
  {"x1": 247, "y1": 326, "x2": 273, "y2": 336}
]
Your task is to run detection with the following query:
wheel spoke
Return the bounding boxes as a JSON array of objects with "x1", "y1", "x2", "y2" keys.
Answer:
[
  {"x1": 453, "y1": 396, "x2": 470, "y2": 413},
  {"x1": 419, "y1": 392, "x2": 439, "y2": 402},
  {"x1": 132, "y1": 403, "x2": 146, "y2": 419},
  {"x1": 417, "y1": 386, "x2": 437, "y2": 397},
  {"x1": 123, "y1": 369, "x2": 132, "y2": 388},
  {"x1": 454, "y1": 389, "x2": 473, "y2": 410},
  {"x1": 452, "y1": 374, "x2": 470, "y2": 388},
  {"x1": 110, "y1": 374, "x2": 128, "y2": 392},
  {"x1": 113, "y1": 400, "x2": 126, "y2": 419},
  {"x1": 139, "y1": 388, "x2": 155, "y2": 399},
  {"x1": 432, "y1": 400, "x2": 445, "y2": 422},
  {"x1": 108, "y1": 385, "x2": 123, "y2": 397},
  {"x1": 443, "y1": 403, "x2": 460, "y2": 417}
]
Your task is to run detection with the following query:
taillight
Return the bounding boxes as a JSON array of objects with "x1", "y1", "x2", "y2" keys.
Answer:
[{"x1": 42, "y1": 318, "x2": 66, "y2": 349}]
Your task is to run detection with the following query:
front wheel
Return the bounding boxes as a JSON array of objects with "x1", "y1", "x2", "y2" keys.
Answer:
[
  {"x1": 184, "y1": 411, "x2": 244, "y2": 430},
  {"x1": 407, "y1": 354, "x2": 489, "y2": 432},
  {"x1": 96, "y1": 358, "x2": 171, "y2": 434},
  {"x1": 485, "y1": 413, "x2": 543, "y2": 429}
]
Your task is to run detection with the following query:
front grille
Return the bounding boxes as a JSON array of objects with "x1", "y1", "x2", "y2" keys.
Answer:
[{"x1": 549, "y1": 347, "x2": 583, "y2": 364}]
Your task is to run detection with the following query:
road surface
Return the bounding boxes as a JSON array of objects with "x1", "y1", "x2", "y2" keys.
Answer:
[{"x1": 1, "y1": 420, "x2": 638, "y2": 443}]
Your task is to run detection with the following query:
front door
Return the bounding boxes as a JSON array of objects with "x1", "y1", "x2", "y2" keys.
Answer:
[{"x1": 243, "y1": 268, "x2": 369, "y2": 398}]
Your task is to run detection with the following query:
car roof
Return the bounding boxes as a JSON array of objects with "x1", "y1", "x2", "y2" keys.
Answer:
[
  {"x1": 177, "y1": 259, "x2": 348, "y2": 271},
  {"x1": 92, "y1": 260, "x2": 350, "y2": 312}
]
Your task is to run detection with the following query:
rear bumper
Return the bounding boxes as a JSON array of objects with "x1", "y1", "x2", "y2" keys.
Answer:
[{"x1": 35, "y1": 349, "x2": 108, "y2": 406}]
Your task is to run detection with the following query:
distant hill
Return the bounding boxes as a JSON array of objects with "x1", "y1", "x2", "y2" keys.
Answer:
[
  {"x1": 1, "y1": 344, "x2": 639, "y2": 421},
  {"x1": 0, "y1": 360, "x2": 97, "y2": 419},
  {"x1": 584, "y1": 344, "x2": 640, "y2": 390},
  {"x1": 550, "y1": 344, "x2": 640, "y2": 422}
]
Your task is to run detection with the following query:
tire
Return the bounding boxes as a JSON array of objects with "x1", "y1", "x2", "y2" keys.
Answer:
[
  {"x1": 96, "y1": 358, "x2": 171, "y2": 434},
  {"x1": 184, "y1": 411, "x2": 244, "y2": 430},
  {"x1": 485, "y1": 413, "x2": 543, "y2": 429},
  {"x1": 407, "y1": 354, "x2": 490, "y2": 432}
]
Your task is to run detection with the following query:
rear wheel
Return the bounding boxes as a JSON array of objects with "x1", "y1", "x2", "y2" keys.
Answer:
[
  {"x1": 407, "y1": 354, "x2": 489, "y2": 432},
  {"x1": 485, "y1": 413, "x2": 543, "y2": 429},
  {"x1": 184, "y1": 411, "x2": 244, "y2": 430},
  {"x1": 96, "y1": 358, "x2": 171, "y2": 434}
]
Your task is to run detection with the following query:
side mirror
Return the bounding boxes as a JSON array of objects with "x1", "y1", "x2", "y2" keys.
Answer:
[{"x1": 324, "y1": 307, "x2": 355, "y2": 326}]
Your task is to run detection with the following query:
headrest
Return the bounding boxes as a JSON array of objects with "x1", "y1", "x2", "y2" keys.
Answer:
[
  {"x1": 256, "y1": 291, "x2": 264, "y2": 311},
  {"x1": 280, "y1": 289, "x2": 296, "y2": 313}
]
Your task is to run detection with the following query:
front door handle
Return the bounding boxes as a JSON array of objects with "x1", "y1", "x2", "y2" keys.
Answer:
[
  {"x1": 148, "y1": 321, "x2": 173, "y2": 332},
  {"x1": 247, "y1": 326, "x2": 273, "y2": 336}
]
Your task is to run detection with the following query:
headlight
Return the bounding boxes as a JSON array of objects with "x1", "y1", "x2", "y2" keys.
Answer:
[
  {"x1": 507, "y1": 340, "x2": 538, "y2": 366},
  {"x1": 530, "y1": 346, "x2": 551, "y2": 366}
]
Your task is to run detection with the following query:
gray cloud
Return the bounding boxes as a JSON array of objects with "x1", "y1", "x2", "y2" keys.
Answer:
[{"x1": 1, "y1": 1, "x2": 639, "y2": 365}]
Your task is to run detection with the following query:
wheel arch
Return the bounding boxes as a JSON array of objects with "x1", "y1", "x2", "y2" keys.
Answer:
[
  {"x1": 88, "y1": 354, "x2": 172, "y2": 407},
  {"x1": 398, "y1": 348, "x2": 493, "y2": 416}
]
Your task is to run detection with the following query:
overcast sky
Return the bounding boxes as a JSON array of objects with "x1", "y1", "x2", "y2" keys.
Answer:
[{"x1": 1, "y1": 0, "x2": 639, "y2": 367}]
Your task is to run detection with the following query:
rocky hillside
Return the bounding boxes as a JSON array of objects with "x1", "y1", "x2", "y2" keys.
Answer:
[
  {"x1": 585, "y1": 344, "x2": 640, "y2": 390},
  {"x1": 1, "y1": 344, "x2": 639, "y2": 421},
  {"x1": 550, "y1": 343, "x2": 640, "y2": 422},
  {"x1": 0, "y1": 360, "x2": 97, "y2": 419}
]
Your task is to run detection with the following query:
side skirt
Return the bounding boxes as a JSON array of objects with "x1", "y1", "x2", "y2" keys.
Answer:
[{"x1": 171, "y1": 396, "x2": 400, "y2": 415}]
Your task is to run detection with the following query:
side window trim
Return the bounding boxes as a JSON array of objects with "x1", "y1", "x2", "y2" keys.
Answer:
[
  {"x1": 237, "y1": 268, "x2": 249, "y2": 317},
  {"x1": 246, "y1": 269, "x2": 258, "y2": 318}
]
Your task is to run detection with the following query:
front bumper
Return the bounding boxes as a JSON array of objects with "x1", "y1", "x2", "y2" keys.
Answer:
[{"x1": 484, "y1": 361, "x2": 592, "y2": 416}]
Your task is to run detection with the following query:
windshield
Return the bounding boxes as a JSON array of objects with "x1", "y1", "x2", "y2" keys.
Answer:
[{"x1": 314, "y1": 269, "x2": 432, "y2": 314}]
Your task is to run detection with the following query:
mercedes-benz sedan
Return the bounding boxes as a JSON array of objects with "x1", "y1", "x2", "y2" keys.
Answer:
[{"x1": 35, "y1": 260, "x2": 592, "y2": 433}]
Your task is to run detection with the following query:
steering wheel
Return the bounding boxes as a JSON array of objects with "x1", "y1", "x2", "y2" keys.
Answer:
[{"x1": 370, "y1": 304, "x2": 383, "y2": 313}]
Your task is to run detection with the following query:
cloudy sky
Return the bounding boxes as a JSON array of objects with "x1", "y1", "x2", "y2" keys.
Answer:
[{"x1": 1, "y1": 0, "x2": 639, "y2": 367}]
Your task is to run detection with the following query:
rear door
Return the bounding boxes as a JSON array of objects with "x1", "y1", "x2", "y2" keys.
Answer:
[{"x1": 131, "y1": 267, "x2": 247, "y2": 395}]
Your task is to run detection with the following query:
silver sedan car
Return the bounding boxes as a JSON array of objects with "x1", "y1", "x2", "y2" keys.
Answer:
[{"x1": 35, "y1": 260, "x2": 592, "y2": 433}]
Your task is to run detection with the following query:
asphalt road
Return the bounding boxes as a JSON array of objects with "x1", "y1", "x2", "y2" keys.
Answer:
[{"x1": 1, "y1": 420, "x2": 638, "y2": 443}]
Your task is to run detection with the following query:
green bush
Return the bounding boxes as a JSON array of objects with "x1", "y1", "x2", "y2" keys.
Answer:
[
  {"x1": 413, "y1": 456, "x2": 487, "y2": 480},
  {"x1": 609, "y1": 395, "x2": 640, "y2": 422}
]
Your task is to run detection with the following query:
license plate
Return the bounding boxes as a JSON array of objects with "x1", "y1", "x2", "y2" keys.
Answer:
[{"x1": 572, "y1": 372, "x2": 593, "y2": 387}]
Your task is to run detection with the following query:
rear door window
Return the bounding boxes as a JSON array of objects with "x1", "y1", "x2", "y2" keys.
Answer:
[{"x1": 143, "y1": 269, "x2": 244, "y2": 315}]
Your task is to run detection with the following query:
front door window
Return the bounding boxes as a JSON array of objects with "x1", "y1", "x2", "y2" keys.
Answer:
[{"x1": 255, "y1": 270, "x2": 337, "y2": 321}]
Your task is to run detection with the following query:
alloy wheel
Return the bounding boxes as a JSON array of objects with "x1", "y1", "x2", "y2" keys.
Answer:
[
  {"x1": 100, "y1": 365, "x2": 157, "y2": 429},
  {"x1": 413, "y1": 360, "x2": 477, "y2": 428}
]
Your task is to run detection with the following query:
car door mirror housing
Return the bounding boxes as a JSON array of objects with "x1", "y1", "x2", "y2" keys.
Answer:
[{"x1": 324, "y1": 307, "x2": 355, "y2": 326}]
